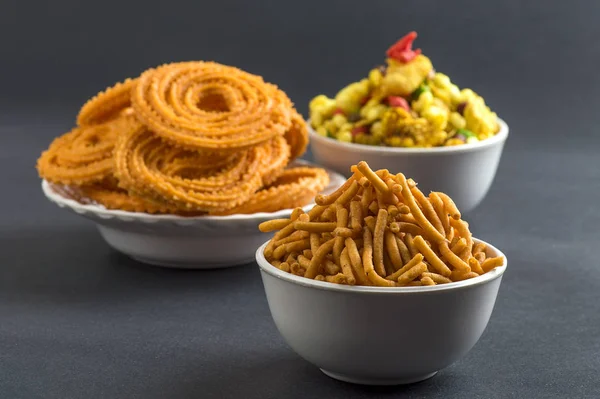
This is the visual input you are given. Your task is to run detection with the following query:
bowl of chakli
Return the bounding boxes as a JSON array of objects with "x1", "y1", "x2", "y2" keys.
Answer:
[
  {"x1": 38, "y1": 61, "x2": 346, "y2": 268},
  {"x1": 256, "y1": 161, "x2": 507, "y2": 385},
  {"x1": 307, "y1": 31, "x2": 508, "y2": 212}
]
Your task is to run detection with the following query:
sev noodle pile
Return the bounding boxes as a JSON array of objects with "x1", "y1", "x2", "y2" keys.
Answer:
[{"x1": 259, "y1": 161, "x2": 504, "y2": 286}]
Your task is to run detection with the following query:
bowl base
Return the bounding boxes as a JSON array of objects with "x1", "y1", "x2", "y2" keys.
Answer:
[
  {"x1": 130, "y1": 256, "x2": 253, "y2": 270},
  {"x1": 320, "y1": 369, "x2": 438, "y2": 386}
]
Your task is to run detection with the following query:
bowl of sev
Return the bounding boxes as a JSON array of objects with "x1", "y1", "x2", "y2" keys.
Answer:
[
  {"x1": 256, "y1": 161, "x2": 507, "y2": 385},
  {"x1": 36, "y1": 61, "x2": 345, "y2": 268}
]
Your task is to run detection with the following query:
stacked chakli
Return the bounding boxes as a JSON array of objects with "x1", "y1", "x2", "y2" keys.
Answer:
[{"x1": 37, "y1": 62, "x2": 329, "y2": 215}]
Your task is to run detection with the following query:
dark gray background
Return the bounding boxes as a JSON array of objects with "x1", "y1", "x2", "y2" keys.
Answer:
[{"x1": 1, "y1": 1, "x2": 599, "y2": 398}]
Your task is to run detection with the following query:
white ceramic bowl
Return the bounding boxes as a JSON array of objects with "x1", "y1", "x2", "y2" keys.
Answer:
[
  {"x1": 41, "y1": 161, "x2": 346, "y2": 269},
  {"x1": 309, "y1": 118, "x2": 509, "y2": 212},
  {"x1": 256, "y1": 238, "x2": 507, "y2": 385}
]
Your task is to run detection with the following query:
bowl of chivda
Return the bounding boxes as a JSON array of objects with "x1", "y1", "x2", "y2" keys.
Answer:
[
  {"x1": 256, "y1": 161, "x2": 507, "y2": 385},
  {"x1": 308, "y1": 31, "x2": 508, "y2": 212}
]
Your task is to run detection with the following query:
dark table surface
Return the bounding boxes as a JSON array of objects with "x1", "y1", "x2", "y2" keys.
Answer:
[
  {"x1": 1, "y1": 105, "x2": 599, "y2": 399},
  {"x1": 3, "y1": 0, "x2": 600, "y2": 396}
]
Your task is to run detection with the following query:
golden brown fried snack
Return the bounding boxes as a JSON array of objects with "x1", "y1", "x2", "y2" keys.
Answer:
[
  {"x1": 75, "y1": 185, "x2": 181, "y2": 214},
  {"x1": 260, "y1": 161, "x2": 504, "y2": 286},
  {"x1": 114, "y1": 125, "x2": 270, "y2": 212},
  {"x1": 51, "y1": 180, "x2": 203, "y2": 215},
  {"x1": 77, "y1": 79, "x2": 137, "y2": 126},
  {"x1": 37, "y1": 116, "x2": 140, "y2": 185},
  {"x1": 131, "y1": 61, "x2": 294, "y2": 153},
  {"x1": 40, "y1": 61, "x2": 321, "y2": 216},
  {"x1": 284, "y1": 110, "x2": 309, "y2": 161},
  {"x1": 257, "y1": 136, "x2": 291, "y2": 185},
  {"x1": 212, "y1": 167, "x2": 329, "y2": 215}
]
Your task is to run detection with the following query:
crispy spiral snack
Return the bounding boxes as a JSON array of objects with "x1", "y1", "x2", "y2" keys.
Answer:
[
  {"x1": 77, "y1": 79, "x2": 137, "y2": 126},
  {"x1": 285, "y1": 110, "x2": 310, "y2": 161},
  {"x1": 257, "y1": 136, "x2": 291, "y2": 185},
  {"x1": 38, "y1": 61, "x2": 321, "y2": 216},
  {"x1": 114, "y1": 125, "x2": 271, "y2": 212},
  {"x1": 52, "y1": 183, "x2": 182, "y2": 214},
  {"x1": 37, "y1": 116, "x2": 140, "y2": 185},
  {"x1": 131, "y1": 61, "x2": 294, "y2": 152},
  {"x1": 213, "y1": 167, "x2": 329, "y2": 215}
]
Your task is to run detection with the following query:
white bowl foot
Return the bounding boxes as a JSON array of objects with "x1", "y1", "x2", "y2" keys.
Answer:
[
  {"x1": 130, "y1": 256, "x2": 252, "y2": 269},
  {"x1": 320, "y1": 369, "x2": 438, "y2": 386}
]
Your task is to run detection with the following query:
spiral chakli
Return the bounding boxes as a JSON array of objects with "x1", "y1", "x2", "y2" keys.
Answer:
[
  {"x1": 131, "y1": 61, "x2": 294, "y2": 152},
  {"x1": 284, "y1": 110, "x2": 309, "y2": 161},
  {"x1": 51, "y1": 182, "x2": 185, "y2": 214},
  {"x1": 212, "y1": 167, "x2": 330, "y2": 215},
  {"x1": 37, "y1": 115, "x2": 140, "y2": 185},
  {"x1": 77, "y1": 79, "x2": 137, "y2": 126},
  {"x1": 258, "y1": 135, "x2": 291, "y2": 185},
  {"x1": 113, "y1": 125, "x2": 275, "y2": 212},
  {"x1": 41, "y1": 61, "x2": 324, "y2": 216}
]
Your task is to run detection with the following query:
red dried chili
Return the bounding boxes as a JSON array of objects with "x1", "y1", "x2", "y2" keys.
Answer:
[{"x1": 386, "y1": 31, "x2": 422, "y2": 63}]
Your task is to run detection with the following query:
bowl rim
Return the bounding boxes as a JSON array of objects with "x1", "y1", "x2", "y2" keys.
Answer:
[
  {"x1": 256, "y1": 237, "x2": 507, "y2": 294},
  {"x1": 40, "y1": 159, "x2": 347, "y2": 223},
  {"x1": 308, "y1": 117, "x2": 509, "y2": 155}
]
